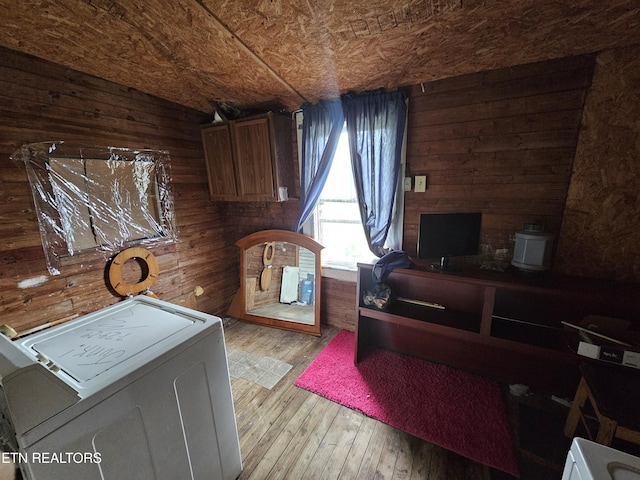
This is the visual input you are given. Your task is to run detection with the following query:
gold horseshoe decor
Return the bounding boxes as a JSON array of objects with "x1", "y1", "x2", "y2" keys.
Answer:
[{"x1": 108, "y1": 247, "x2": 159, "y2": 297}]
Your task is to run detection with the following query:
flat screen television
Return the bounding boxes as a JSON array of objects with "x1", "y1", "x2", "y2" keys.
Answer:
[{"x1": 417, "y1": 212, "x2": 482, "y2": 270}]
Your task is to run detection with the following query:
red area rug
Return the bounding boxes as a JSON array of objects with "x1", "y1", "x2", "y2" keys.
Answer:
[{"x1": 294, "y1": 330, "x2": 519, "y2": 477}]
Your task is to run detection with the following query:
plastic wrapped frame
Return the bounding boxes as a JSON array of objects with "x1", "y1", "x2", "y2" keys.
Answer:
[{"x1": 12, "y1": 142, "x2": 178, "y2": 275}]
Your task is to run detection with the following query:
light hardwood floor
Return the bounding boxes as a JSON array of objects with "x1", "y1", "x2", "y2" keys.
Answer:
[{"x1": 222, "y1": 320, "x2": 492, "y2": 480}]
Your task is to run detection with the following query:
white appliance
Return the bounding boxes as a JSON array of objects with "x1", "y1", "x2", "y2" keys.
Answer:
[
  {"x1": 511, "y1": 223, "x2": 555, "y2": 271},
  {"x1": 562, "y1": 437, "x2": 640, "y2": 480},
  {"x1": 0, "y1": 296, "x2": 242, "y2": 480},
  {"x1": 280, "y1": 266, "x2": 299, "y2": 303}
]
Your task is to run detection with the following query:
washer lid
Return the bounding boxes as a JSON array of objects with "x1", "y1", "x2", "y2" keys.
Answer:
[{"x1": 28, "y1": 300, "x2": 195, "y2": 383}]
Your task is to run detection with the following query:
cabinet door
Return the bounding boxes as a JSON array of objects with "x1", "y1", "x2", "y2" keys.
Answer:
[
  {"x1": 201, "y1": 124, "x2": 237, "y2": 200},
  {"x1": 232, "y1": 117, "x2": 276, "y2": 201}
]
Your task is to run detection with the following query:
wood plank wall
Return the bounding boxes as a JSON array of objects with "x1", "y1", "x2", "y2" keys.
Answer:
[
  {"x1": 402, "y1": 54, "x2": 596, "y2": 263},
  {"x1": 1, "y1": 46, "x2": 636, "y2": 336},
  {"x1": 0, "y1": 46, "x2": 236, "y2": 333},
  {"x1": 325, "y1": 55, "x2": 599, "y2": 332}
]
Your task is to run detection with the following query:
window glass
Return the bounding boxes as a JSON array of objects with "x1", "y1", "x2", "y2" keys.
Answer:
[{"x1": 310, "y1": 131, "x2": 375, "y2": 270}]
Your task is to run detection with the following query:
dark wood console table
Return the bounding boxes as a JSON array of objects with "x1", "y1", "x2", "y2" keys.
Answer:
[{"x1": 354, "y1": 263, "x2": 640, "y2": 396}]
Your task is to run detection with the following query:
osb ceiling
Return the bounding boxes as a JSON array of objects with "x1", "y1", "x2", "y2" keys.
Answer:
[{"x1": 1, "y1": 0, "x2": 640, "y2": 114}]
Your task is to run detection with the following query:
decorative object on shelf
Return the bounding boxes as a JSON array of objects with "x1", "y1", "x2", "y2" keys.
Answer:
[
  {"x1": 363, "y1": 250, "x2": 414, "y2": 310},
  {"x1": 362, "y1": 283, "x2": 393, "y2": 310},
  {"x1": 511, "y1": 223, "x2": 555, "y2": 271},
  {"x1": 479, "y1": 243, "x2": 511, "y2": 272}
]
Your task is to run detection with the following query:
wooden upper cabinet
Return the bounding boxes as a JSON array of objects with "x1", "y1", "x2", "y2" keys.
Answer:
[
  {"x1": 201, "y1": 112, "x2": 295, "y2": 202},
  {"x1": 201, "y1": 124, "x2": 237, "y2": 200},
  {"x1": 232, "y1": 117, "x2": 275, "y2": 199}
]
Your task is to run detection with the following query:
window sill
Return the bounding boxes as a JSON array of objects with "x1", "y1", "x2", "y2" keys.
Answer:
[{"x1": 321, "y1": 267, "x2": 357, "y2": 283}]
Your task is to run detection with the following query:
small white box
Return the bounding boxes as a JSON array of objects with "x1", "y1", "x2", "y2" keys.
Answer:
[
  {"x1": 577, "y1": 341, "x2": 640, "y2": 369},
  {"x1": 577, "y1": 342, "x2": 600, "y2": 359},
  {"x1": 623, "y1": 350, "x2": 640, "y2": 368}
]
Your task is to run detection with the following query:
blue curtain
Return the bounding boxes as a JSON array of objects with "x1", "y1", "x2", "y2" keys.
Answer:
[
  {"x1": 294, "y1": 99, "x2": 345, "y2": 233},
  {"x1": 342, "y1": 90, "x2": 408, "y2": 256}
]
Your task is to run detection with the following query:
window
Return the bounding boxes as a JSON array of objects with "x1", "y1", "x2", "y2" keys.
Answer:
[
  {"x1": 295, "y1": 92, "x2": 407, "y2": 271},
  {"x1": 303, "y1": 130, "x2": 376, "y2": 270}
]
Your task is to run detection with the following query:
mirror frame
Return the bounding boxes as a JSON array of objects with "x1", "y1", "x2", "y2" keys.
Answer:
[{"x1": 233, "y1": 229, "x2": 323, "y2": 336}]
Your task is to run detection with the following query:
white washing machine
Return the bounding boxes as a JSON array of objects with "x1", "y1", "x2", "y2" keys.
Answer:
[
  {"x1": 0, "y1": 296, "x2": 242, "y2": 480},
  {"x1": 562, "y1": 437, "x2": 640, "y2": 480}
]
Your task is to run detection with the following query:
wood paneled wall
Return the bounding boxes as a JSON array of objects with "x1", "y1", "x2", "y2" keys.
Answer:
[
  {"x1": 402, "y1": 54, "x2": 595, "y2": 263},
  {"x1": 0, "y1": 46, "x2": 234, "y2": 333},
  {"x1": 1, "y1": 46, "x2": 637, "y2": 336},
  {"x1": 329, "y1": 54, "x2": 610, "y2": 332}
]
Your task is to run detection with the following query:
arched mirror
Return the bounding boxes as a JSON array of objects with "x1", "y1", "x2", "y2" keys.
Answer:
[{"x1": 230, "y1": 230, "x2": 323, "y2": 336}]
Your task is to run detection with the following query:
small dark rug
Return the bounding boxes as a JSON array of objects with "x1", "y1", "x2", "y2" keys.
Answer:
[{"x1": 294, "y1": 330, "x2": 519, "y2": 477}]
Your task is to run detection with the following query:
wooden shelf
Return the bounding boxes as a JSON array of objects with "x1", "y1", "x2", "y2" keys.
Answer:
[
  {"x1": 355, "y1": 263, "x2": 640, "y2": 396},
  {"x1": 359, "y1": 303, "x2": 481, "y2": 333},
  {"x1": 490, "y1": 316, "x2": 568, "y2": 350}
]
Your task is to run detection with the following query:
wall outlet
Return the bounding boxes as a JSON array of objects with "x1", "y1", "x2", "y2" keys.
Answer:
[
  {"x1": 415, "y1": 175, "x2": 427, "y2": 193},
  {"x1": 403, "y1": 177, "x2": 412, "y2": 191}
]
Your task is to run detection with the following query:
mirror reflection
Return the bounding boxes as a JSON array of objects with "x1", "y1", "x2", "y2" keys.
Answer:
[{"x1": 244, "y1": 242, "x2": 316, "y2": 325}]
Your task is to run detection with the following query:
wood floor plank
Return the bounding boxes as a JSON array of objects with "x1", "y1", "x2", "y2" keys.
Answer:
[
  {"x1": 230, "y1": 377, "x2": 259, "y2": 408},
  {"x1": 283, "y1": 399, "x2": 342, "y2": 479},
  {"x1": 425, "y1": 443, "x2": 448, "y2": 480},
  {"x1": 354, "y1": 420, "x2": 394, "y2": 479},
  {"x1": 391, "y1": 432, "x2": 414, "y2": 480},
  {"x1": 320, "y1": 407, "x2": 365, "y2": 479},
  {"x1": 265, "y1": 395, "x2": 341, "y2": 480},
  {"x1": 409, "y1": 442, "x2": 436, "y2": 480},
  {"x1": 239, "y1": 379, "x2": 307, "y2": 459},
  {"x1": 308, "y1": 406, "x2": 364, "y2": 479},
  {"x1": 337, "y1": 415, "x2": 377, "y2": 479},
  {"x1": 243, "y1": 387, "x2": 315, "y2": 478},
  {"x1": 234, "y1": 382, "x2": 272, "y2": 432},
  {"x1": 376, "y1": 427, "x2": 403, "y2": 478},
  {"x1": 247, "y1": 392, "x2": 322, "y2": 479}
]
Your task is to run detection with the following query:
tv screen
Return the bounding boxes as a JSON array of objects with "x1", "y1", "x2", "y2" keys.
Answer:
[{"x1": 417, "y1": 213, "x2": 482, "y2": 267}]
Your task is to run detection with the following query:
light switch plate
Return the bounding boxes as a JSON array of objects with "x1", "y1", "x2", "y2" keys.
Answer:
[
  {"x1": 403, "y1": 177, "x2": 412, "y2": 191},
  {"x1": 415, "y1": 175, "x2": 427, "y2": 193}
]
